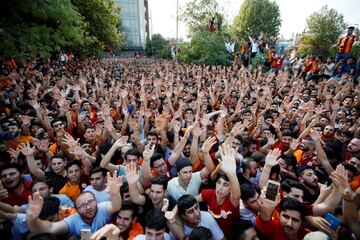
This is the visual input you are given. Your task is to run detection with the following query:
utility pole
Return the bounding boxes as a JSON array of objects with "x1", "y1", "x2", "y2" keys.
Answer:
[{"x1": 176, "y1": 0, "x2": 179, "y2": 59}]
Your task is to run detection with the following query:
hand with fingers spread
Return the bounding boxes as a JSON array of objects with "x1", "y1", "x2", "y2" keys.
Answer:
[
  {"x1": 7, "y1": 148, "x2": 20, "y2": 160},
  {"x1": 90, "y1": 224, "x2": 120, "y2": 240},
  {"x1": 143, "y1": 144, "x2": 155, "y2": 161},
  {"x1": 125, "y1": 162, "x2": 139, "y2": 185},
  {"x1": 106, "y1": 170, "x2": 123, "y2": 196},
  {"x1": 289, "y1": 138, "x2": 300, "y2": 151},
  {"x1": 18, "y1": 143, "x2": 36, "y2": 157},
  {"x1": 266, "y1": 134, "x2": 276, "y2": 146},
  {"x1": 330, "y1": 164, "x2": 352, "y2": 200},
  {"x1": 37, "y1": 139, "x2": 50, "y2": 153},
  {"x1": 230, "y1": 122, "x2": 244, "y2": 137},
  {"x1": 218, "y1": 143, "x2": 236, "y2": 175},
  {"x1": 113, "y1": 136, "x2": 129, "y2": 149},
  {"x1": 26, "y1": 192, "x2": 44, "y2": 221},
  {"x1": 201, "y1": 136, "x2": 217, "y2": 153},
  {"x1": 265, "y1": 148, "x2": 282, "y2": 167}
]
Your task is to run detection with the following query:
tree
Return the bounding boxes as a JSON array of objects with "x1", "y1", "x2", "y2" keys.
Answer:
[
  {"x1": 177, "y1": 32, "x2": 230, "y2": 66},
  {"x1": 0, "y1": 0, "x2": 96, "y2": 62},
  {"x1": 181, "y1": 0, "x2": 224, "y2": 34},
  {"x1": 71, "y1": 0, "x2": 124, "y2": 52},
  {"x1": 231, "y1": 0, "x2": 281, "y2": 40},
  {"x1": 299, "y1": 6, "x2": 346, "y2": 57},
  {"x1": 145, "y1": 34, "x2": 171, "y2": 59}
]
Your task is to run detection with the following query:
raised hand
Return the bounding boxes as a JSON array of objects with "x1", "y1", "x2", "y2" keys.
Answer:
[
  {"x1": 7, "y1": 148, "x2": 20, "y2": 160},
  {"x1": 106, "y1": 170, "x2": 123, "y2": 196},
  {"x1": 161, "y1": 198, "x2": 169, "y2": 213},
  {"x1": 18, "y1": 143, "x2": 36, "y2": 157},
  {"x1": 91, "y1": 224, "x2": 120, "y2": 240},
  {"x1": 19, "y1": 115, "x2": 33, "y2": 126},
  {"x1": 201, "y1": 136, "x2": 217, "y2": 153},
  {"x1": 289, "y1": 138, "x2": 300, "y2": 151},
  {"x1": 143, "y1": 144, "x2": 155, "y2": 161},
  {"x1": 265, "y1": 148, "x2": 282, "y2": 167},
  {"x1": 173, "y1": 121, "x2": 181, "y2": 133},
  {"x1": 218, "y1": 143, "x2": 236, "y2": 175},
  {"x1": 125, "y1": 162, "x2": 139, "y2": 185},
  {"x1": 266, "y1": 134, "x2": 276, "y2": 146},
  {"x1": 310, "y1": 130, "x2": 321, "y2": 142},
  {"x1": 331, "y1": 164, "x2": 352, "y2": 200},
  {"x1": 230, "y1": 122, "x2": 243, "y2": 137},
  {"x1": 37, "y1": 139, "x2": 50, "y2": 153},
  {"x1": 26, "y1": 192, "x2": 44, "y2": 221},
  {"x1": 113, "y1": 136, "x2": 129, "y2": 149}
]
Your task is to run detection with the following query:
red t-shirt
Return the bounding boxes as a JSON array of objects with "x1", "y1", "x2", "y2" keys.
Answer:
[
  {"x1": 272, "y1": 142, "x2": 289, "y2": 153},
  {"x1": 256, "y1": 215, "x2": 309, "y2": 240},
  {"x1": 201, "y1": 189, "x2": 239, "y2": 239},
  {"x1": 2, "y1": 181, "x2": 32, "y2": 206}
]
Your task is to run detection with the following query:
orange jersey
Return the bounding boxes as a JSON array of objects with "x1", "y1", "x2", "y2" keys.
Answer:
[{"x1": 338, "y1": 35, "x2": 356, "y2": 54}]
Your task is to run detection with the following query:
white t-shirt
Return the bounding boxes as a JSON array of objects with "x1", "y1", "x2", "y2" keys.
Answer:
[
  {"x1": 324, "y1": 63, "x2": 335, "y2": 76},
  {"x1": 83, "y1": 185, "x2": 111, "y2": 203},
  {"x1": 169, "y1": 211, "x2": 224, "y2": 240},
  {"x1": 167, "y1": 172, "x2": 202, "y2": 201}
]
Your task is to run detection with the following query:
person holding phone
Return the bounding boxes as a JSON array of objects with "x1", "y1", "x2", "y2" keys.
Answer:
[{"x1": 256, "y1": 187, "x2": 309, "y2": 240}]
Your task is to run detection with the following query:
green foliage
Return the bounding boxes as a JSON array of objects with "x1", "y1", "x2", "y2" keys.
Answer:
[
  {"x1": 181, "y1": 0, "x2": 224, "y2": 34},
  {"x1": 145, "y1": 34, "x2": 171, "y2": 59},
  {"x1": 177, "y1": 32, "x2": 230, "y2": 66},
  {"x1": 0, "y1": 0, "x2": 123, "y2": 62},
  {"x1": 71, "y1": 0, "x2": 124, "y2": 51},
  {"x1": 231, "y1": 0, "x2": 281, "y2": 40},
  {"x1": 299, "y1": 5, "x2": 346, "y2": 57}
]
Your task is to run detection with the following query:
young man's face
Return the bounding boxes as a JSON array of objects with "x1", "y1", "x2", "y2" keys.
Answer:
[
  {"x1": 52, "y1": 121, "x2": 64, "y2": 132},
  {"x1": 178, "y1": 166, "x2": 192, "y2": 184},
  {"x1": 284, "y1": 188, "x2": 304, "y2": 203},
  {"x1": 125, "y1": 155, "x2": 139, "y2": 165},
  {"x1": 152, "y1": 158, "x2": 167, "y2": 176},
  {"x1": 67, "y1": 164, "x2": 81, "y2": 183},
  {"x1": 0, "y1": 168, "x2": 21, "y2": 190},
  {"x1": 8, "y1": 125, "x2": 20, "y2": 138},
  {"x1": 90, "y1": 172, "x2": 106, "y2": 191},
  {"x1": 244, "y1": 192, "x2": 262, "y2": 212},
  {"x1": 282, "y1": 136, "x2": 292, "y2": 147},
  {"x1": 150, "y1": 184, "x2": 166, "y2": 206},
  {"x1": 147, "y1": 135, "x2": 158, "y2": 146},
  {"x1": 241, "y1": 227, "x2": 259, "y2": 240},
  {"x1": 279, "y1": 209, "x2": 302, "y2": 237},
  {"x1": 182, "y1": 203, "x2": 201, "y2": 226},
  {"x1": 183, "y1": 144, "x2": 191, "y2": 157},
  {"x1": 51, "y1": 158, "x2": 65, "y2": 175},
  {"x1": 299, "y1": 169, "x2": 318, "y2": 189},
  {"x1": 116, "y1": 209, "x2": 134, "y2": 233},
  {"x1": 349, "y1": 157, "x2": 360, "y2": 173},
  {"x1": 84, "y1": 128, "x2": 96, "y2": 141},
  {"x1": 31, "y1": 182, "x2": 51, "y2": 198},
  {"x1": 215, "y1": 177, "x2": 231, "y2": 199},
  {"x1": 145, "y1": 227, "x2": 166, "y2": 240}
]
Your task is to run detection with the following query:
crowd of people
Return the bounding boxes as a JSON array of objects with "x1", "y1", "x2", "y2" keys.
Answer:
[{"x1": 0, "y1": 40, "x2": 360, "y2": 240}]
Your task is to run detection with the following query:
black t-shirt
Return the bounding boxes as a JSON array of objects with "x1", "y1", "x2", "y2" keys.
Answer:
[
  {"x1": 303, "y1": 187, "x2": 320, "y2": 205},
  {"x1": 45, "y1": 171, "x2": 67, "y2": 194},
  {"x1": 237, "y1": 173, "x2": 252, "y2": 186},
  {"x1": 138, "y1": 195, "x2": 176, "y2": 226}
]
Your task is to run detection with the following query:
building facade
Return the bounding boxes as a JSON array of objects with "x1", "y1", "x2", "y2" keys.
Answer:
[{"x1": 115, "y1": 0, "x2": 149, "y2": 50}]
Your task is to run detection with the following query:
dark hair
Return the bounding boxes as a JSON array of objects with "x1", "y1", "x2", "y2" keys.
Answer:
[
  {"x1": 216, "y1": 173, "x2": 229, "y2": 182},
  {"x1": 150, "y1": 153, "x2": 163, "y2": 168},
  {"x1": 39, "y1": 197, "x2": 60, "y2": 220},
  {"x1": 241, "y1": 157, "x2": 256, "y2": 173},
  {"x1": 178, "y1": 194, "x2": 197, "y2": 216},
  {"x1": 151, "y1": 175, "x2": 168, "y2": 190},
  {"x1": 30, "y1": 180, "x2": 51, "y2": 191},
  {"x1": 117, "y1": 201, "x2": 138, "y2": 218},
  {"x1": 147, "y1": 131, "x2": 159, "y2": 139},
  {"x1": 280, "y1": 155, "x2": 297, "y2": 169},
  {"x1": 90, "y1": 167, "x2": 108, "y2": 177},
  {"x1": 279, "y1": 198, "x2": 306, "y2": 220},
  {"x1": 281, "y1": 179, "x2": 306, "y2": 194},
  {"x1": 240, "y1": 184, "x2": 257, "y2": 202},
  {"x1": 50, "y1": 155, "x2": 65, "y2": 162},
  {"x1": 120, "y1": 182, "x2": 129, "y2": 199},
  {"x1": 125, "y1": 149, "x2": 141, "y2": 160},
  {"x1": 144, "y1": 209, "x2": 167, "y2": 231},
  {"x1": 189, "y1": 226, "x2": 213, "y2": 240},
  {"x1": 282, "y1": 129, "x2": 293, "y2": 137},
  {"x1": 0, "y1": 163, "x2": 22, "y2": 175},
  {"x1": 243, "y1": 138, "x2": 256, "y2": 148},
  {"x1": 342, "y1": 162, "x2": 358, "y2": 176},
  {"x1": 296, "y1": 165, "x2": 314, "y2": 178},
  {"x1": 65, "y1": 160, "x2": 82, "y2": 171},
  {"x1": 232, "y1": 220, "x2": 255, "y2": 240}
]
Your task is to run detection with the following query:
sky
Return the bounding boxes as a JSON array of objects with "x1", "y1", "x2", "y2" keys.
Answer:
[{"x1": 148, "y1": 0, "x2": 360, "y2": 40}]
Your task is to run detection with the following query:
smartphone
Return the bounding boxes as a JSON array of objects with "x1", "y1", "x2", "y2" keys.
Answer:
[
  {"x1": 80, "y1": 229, "x2": 91, "y2": 240},
  {"x1": 265, "y1": 180, "x2": 280, "y2": 202},
  {"x1": 324, "y1": 213, "x2": 341, "y2": 230}
]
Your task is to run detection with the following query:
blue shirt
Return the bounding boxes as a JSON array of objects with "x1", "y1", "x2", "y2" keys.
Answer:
[{"x1": 63, "y1": 201, "x2": 112, "y2": 239}]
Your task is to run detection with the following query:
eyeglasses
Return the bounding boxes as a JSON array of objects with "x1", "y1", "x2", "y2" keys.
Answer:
[
  {"x1": 53, "y1": 123, "x2": 63, "y2": 128},
  {"x1": 78, "y1": 198, "x2": 96, "y2": 210},
  {"x1": 153, "y1": 162, "x2": 166, "y2": 169}
]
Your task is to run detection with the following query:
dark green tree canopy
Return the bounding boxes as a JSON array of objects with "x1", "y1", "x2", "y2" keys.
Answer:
[
  {"x1": 0, "y1": 0, "x2": 123, "y2": 62},
  {"x1": 177, "y1": 32, "x2": 230, "y2": 66},
  {"x1": 299, "y1": 5, "x2": 346, "y2": 57},
  {"x1": 145, "y1": 34, "x2": 171, "y2": 59},
  {"x1": 231, "y1": 0, "x2": 281, "y2": 40}
]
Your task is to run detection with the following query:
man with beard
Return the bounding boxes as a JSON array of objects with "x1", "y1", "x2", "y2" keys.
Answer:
[
  {"x1": 238, "y1": 157, "x2": 259, "y2": 186},
  {"x1": 346, "y1": 137, "x2": 360, "y2": 155},
  {"x1": 6, "y1": 122, "x2": 33, "y2": 150},
  {"x1": 115, "y1": 201, "x2": 143, "y2": 240},
  {"x1": 256, "y1": 198, "x2": 309, "y2": 240},
  {"x1": 26, "y1": 170, "x2": 123, "y2": 239},
  {"x1": 168, "y1": 195, "x2": 224, "y2": 240},
  {"x1": 0, "y1": 163, "x2": 32, "y2": 206},
  {"x1": 84, "y1": 167, "x2": 111, "y2": 203},
  {"x1": 296, "y1": 165, "x2": 320, "y2": 204},
  {"x1": 292, "y1": 137, "x2": 316, "y2": 166}
]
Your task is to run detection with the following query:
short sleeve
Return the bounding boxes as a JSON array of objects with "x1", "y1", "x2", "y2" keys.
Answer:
[{"x1": 201, "y1": 189, "x2": 214, "y2": 202}]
